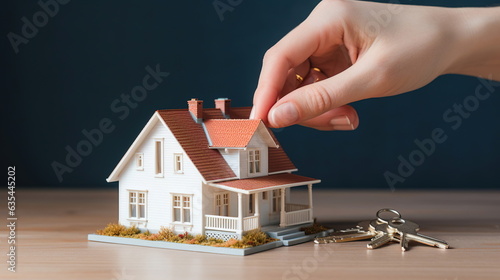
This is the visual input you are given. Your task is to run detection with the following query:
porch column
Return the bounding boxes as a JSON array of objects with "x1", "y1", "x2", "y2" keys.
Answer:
[
  {"x1": 237, "y1": 193, "x2": 243, "y2": 234},
  {"x1": 254, "y1": 192, "x2": 260, "y2": 229},
  {"x1": 308, "y1": 184, "x2": 314, "y2": 223},
  {"x1": 255, "y1": 193, "x2": 259, "y2": 216},
  {"x1": 308, "y1": 184, "x2": 313, "y2": 208},
  {"x1": 279, "y1": 188, "x2": 286, "y2": 227}
]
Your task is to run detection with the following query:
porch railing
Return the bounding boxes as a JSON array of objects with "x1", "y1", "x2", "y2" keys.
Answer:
[
  {"x1": 205, "y1": 215, "x2": 238, "y2": 231},
  {"x1": 243, "y1": 215, "x2": 259, "y2": 231},
  {"x1": 205, "y1": 215, "x2": 259, "y2": 232},
  {"x1": 284, "y1": 209, "x2": 312, "y2": 226},
  {"x1": 285, "y1": 203, "x2": 309, "y2": 212}
]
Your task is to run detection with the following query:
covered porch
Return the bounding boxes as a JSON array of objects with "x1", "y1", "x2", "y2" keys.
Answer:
[{"x1": 205, "y1": 173, "x2": 320, "y2": 235}]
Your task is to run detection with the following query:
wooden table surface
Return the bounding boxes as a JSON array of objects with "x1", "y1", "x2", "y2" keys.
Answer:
[{"x1": 1, "y1": 188, "x2": 499, "y2": 280}]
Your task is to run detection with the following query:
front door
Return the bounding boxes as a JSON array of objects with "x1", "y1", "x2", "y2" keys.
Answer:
[
  {"x1": 269, "y1": 189, "x2": 282, "y2": 224},
  {"x1": 215, "y1": 193, "x2": 229, "y2": 216}
]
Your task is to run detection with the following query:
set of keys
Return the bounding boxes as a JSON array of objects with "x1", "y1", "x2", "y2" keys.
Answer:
[{"x1": 314, "y1": 208, "x2": 450, "y2": 251}]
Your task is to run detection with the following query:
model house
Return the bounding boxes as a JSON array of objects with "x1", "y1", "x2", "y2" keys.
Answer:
[{"x1": 106, "y1": 98, "x2": 320, "y2": 240}]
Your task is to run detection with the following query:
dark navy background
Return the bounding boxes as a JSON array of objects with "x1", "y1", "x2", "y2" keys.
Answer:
[{"x1": 2, "y1": 0, "x2": 499, "y2": 190}]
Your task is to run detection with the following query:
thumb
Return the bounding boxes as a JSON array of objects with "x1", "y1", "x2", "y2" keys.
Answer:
[{"x1": 267, "y1": 62, "x2": 380, "y2": 128}]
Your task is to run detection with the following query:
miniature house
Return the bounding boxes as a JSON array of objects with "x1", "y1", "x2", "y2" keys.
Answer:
[{"x1": 107, "y1": 98, "x2": 320, "y2": 239}]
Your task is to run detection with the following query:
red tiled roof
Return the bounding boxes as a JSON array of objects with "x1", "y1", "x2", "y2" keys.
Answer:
[
  {"x1": 223, "y1": 107, "x2": 297, "y2": 172},
  {"x1": 228, "y1": 107, "x2": 253, "y2": 119},
  {"x1": 202, "y1": 108, "x2": 225, "y2": 120},
  {"x1": 211, "y1": 173, "x2": 320, "y2": 193},
  {"x1": 157, "y1": 110, "x2": 236, "y2": 182},
  {"x1": 204, "y1": 119, "x2": 261, "y2": 148},
  {"x1": 268, "y1": 147, "x2": 296, "y2": 172}
]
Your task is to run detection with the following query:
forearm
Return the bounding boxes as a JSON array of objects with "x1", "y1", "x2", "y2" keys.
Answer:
[{"x1": 448, "y1": 6, "x2": 500, "y2": 80}]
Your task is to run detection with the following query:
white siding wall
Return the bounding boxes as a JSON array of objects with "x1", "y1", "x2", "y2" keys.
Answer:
[
  {"x1": 220, "y1": 149, "x2": 240, "y2": 178},
  {"x1": 117, "y1": 120, "x2": 205, "y2": 234}
]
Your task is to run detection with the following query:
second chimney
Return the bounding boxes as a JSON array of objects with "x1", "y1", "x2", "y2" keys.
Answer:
[
  {"x1": 188, "y1": 98, "x2": 203, "y2": 121},
  {"x1": 215, "y1": 98, "x2": 231, "y2": 117}
]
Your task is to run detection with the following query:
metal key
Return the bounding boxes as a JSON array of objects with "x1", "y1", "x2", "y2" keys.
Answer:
[
  {"x1": 314, "y1": 220, "x2": 376, "y2": 244},
  {"x1": 367, "y1": 220, "x2": 399, "y2": 249},
  {"x1": 388, "y1": 218, "x2": 449, "y2": 251}
]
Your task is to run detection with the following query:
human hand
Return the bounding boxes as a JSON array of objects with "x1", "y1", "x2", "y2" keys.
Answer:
[{"x1": 250, "y1": 0, "x2": 500, "y2": 130}]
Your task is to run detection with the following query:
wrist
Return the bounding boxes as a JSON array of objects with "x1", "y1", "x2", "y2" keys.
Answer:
[{"x1": 447, "y1": 7, "x2": 500, "y2": 79}]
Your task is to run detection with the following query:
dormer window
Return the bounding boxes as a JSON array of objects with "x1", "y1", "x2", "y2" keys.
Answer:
[{"x1": 248, "y1": 149, "x2": 261, "y2": 174}]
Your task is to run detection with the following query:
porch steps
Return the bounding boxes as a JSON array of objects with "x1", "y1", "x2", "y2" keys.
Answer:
[
  {"x1": 263, "y1": 223, "x2": 313, "y2": 246},
  {"x1": 280, "y1": 231, "x2": 306, "y2": 240}
]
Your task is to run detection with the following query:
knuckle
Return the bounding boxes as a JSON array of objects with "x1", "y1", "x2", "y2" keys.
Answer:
[
  {"x1": 263, "y1": 48, "x2": 279, "y2": 63},
  {"x1": 302, "y1": 84, "x2": 334, "y2": 116}
]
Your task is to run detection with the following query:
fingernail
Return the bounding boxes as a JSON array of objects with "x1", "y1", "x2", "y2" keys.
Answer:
[
  {"x1": 249, "y1": 107, "x2": 255, "y2": 119},
  {"x1": 269, "y1": 102, "x2": 299, "y2": 127},
  {"x1": 330, "y1": 115, "x2": 351, "y2": 126},
  {"x1": 331, "y1": 124, "x2": 355, "y2": 131}
]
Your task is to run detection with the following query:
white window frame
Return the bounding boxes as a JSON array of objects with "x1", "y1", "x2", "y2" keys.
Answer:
[
  {"x1": 128, "y1": 190, "x2": 148, "y2": 220},
  {"x1": 248, "y1": 149, "x2": 261, "y2": 174},
  {"x1": 135, "y1": 153, "x2": 144, "y2": 171},
  {"x1": 215, "y1": 192, "x2": 230, "y2": 216},
  {"x1": 154, "y1": 139, "x2": 164, "y2": 177},
  {"x1": 174, "y1": 153, "x2": 183, "y2": 174},
  {"x1": 172, "y1": 194, "x2": 193, "y2": 224}
]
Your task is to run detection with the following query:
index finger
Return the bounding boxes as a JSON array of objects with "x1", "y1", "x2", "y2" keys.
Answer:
[{"x1": 250, "y1": 21, "x2": 321, "y2": 122}]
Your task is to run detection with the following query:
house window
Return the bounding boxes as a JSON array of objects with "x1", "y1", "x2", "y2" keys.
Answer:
[
  {"x1": 136, "y1": 153, "x2": 144, "y2": 170},
  {"x1": 248, "y1": 150, "x2": 261, "y2": 174},
  {"x1": 215, "y1": 193, "x2": 229, "y2": 216},
  {"x1": 262, "y1": 191, "x2": 268, "y2": 200},
  {"x1": 129, "y1": 191, "x2": 147, "y2": 219},
  {"x1": 249, "y1": 194, "x2": 255, "y2": 214},
  {"x1": 174, "y1": 153, "x2": 183, "y2": 174},
  {"x1": 272, "y1": 189, "x2": 282, "y2": 213},
  {"x1": 155, "y1": 139, "x2": 163, "y2": 176},
  {"x1": 173, "y1": 194, "x2": 192, "y2": 223}
]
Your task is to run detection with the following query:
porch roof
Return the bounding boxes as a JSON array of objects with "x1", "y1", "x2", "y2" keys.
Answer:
[{"x1": 208, "y1": 173, "x2": 320, "y2": 194}]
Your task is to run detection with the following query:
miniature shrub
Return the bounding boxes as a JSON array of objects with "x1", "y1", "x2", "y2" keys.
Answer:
[
  {"x1": 183, "y1": 238, "x2": 198, "y2": 244},
  {"x1": 194, "y1": 234, "x2": 207, "y2": 243},
  {"x1": 156, "y1": 227, "x2": 176, "y2": 240},
  {"x1": 242, "y1": 229, "x2": 271, "y2": 245},
  {"x1": 214, "y1": 238, "x2": 247, "y2": 248},
  {"x1": 300, "y1": 222, "x2": 329, "y2": 235},
  {"x1": 96, "y1": 223, "x2": 140, "y2": 237},
  {"x1": 141, "y1": 233, "x2": 162, "y2": 241},
  {"x1": 178, "y1": 231, "x2": 193, "y2": 240},
  {"x1": 121, "y1": 225, "x2": 141, "y2": 236},
  {"x1": 207, "y1": 237, "x2": 222, "y2": 243}
]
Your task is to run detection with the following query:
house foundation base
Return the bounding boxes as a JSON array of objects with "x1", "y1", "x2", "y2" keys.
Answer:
[{"x1": 88, "y1": 234, "x2": 283, "y2": 256}]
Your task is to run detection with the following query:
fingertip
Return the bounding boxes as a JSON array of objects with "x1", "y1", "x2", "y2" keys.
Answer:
[
  {"x1": 249, "y1": 106, "x2": 256, "y2": 119},
  {"x1": 268, "y1": 102, "x2": 300, "y2": 128}
]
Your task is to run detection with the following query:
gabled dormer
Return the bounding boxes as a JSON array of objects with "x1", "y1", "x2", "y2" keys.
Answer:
[{"x1": 203, "y1": 119, "x2": 278, "y2": 179}]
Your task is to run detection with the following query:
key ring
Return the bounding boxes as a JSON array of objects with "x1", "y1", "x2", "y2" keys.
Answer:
[{"x1": 376, "y1": 208, "x2": 401, "y2": 224}]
